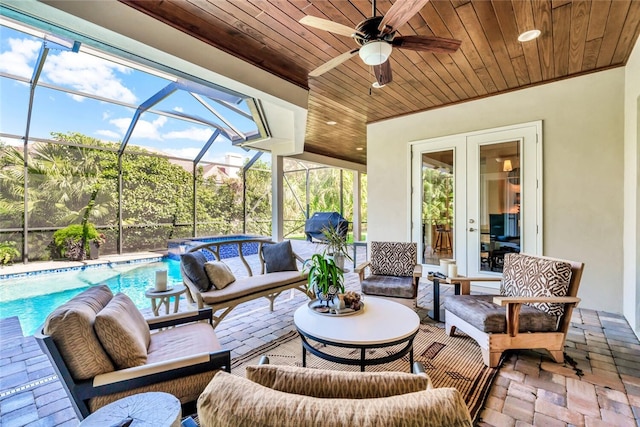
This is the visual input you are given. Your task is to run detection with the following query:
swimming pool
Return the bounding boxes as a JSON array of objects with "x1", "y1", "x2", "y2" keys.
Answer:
[{"x1": 0, "y1": 258, "x2": 183, "y2": 336}]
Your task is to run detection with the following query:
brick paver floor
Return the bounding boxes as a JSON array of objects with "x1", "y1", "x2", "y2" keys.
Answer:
[{"x1": 1, "y1": 241, "x2": 639, "y2": 426}]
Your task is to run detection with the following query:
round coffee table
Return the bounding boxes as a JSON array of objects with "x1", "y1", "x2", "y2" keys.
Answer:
[{"x1": 293, "y1": 296, "x2": 420, "y2": 372}]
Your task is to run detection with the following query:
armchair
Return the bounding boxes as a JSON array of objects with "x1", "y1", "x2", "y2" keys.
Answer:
[
  {"x1": 355, "y1": 241, "x2": 422, "y2": 308},
  {"x1": 197, "y1": 356, "x2": 473, "y2": 426},
  {"x1": 35, "y1": 285, "x2": 231, "y2": 420},
  {"x1": 444, "y1": 253, "x2": 584, "y2": 368}
]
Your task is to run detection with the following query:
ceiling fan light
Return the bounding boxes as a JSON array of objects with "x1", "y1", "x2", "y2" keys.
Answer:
[
  {"x1": 518, "y1": 29, "x2": 541, "y2": 42},
  {"x1": 372, "y1": 81, "x2": 385, "y2": 89},
  {"x1": 359, "y1": 40, "x2": 392, "y2": 66}
]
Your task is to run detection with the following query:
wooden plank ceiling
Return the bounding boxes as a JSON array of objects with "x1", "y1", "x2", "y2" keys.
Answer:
[{"x1": 120, "y1": 0, "x2": 640, "y2": 166}]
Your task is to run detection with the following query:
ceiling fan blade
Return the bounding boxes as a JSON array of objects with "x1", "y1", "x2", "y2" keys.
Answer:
[
  {"x1": 299, "y1": 16, "x2": 361, "y2": 38},
  {"x1": 373, "y1": 60, "x2": 393, "y2": 86},
  {"x1": 309, "y1": 49, "x2": 360, "y2": 77},
  {"x1": 378, "y1": 0, "x2": 430, "y2": 36},
  {"x1": 392, "y1": 36, "x2": 461, "y2": 53}
]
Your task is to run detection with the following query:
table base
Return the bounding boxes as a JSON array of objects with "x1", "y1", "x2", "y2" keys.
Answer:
[{"x1": 297, "y1": 329, "x2": 418, "y2": 372}]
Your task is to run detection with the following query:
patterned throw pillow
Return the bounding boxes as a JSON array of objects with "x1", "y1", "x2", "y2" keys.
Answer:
[
  {"x1": 370, "y1": 242, "x2": 417, "y2": 277},
  {"x1": 204, "y1": 261, "x2": 236, "y2": 290},
  {"x1": 94, "y1": 293, "x2": 150, "y2": 369},
  {"x1": 500, "y1": 253, "x2": 572, "y2": 317},
  {"x1": 246, "y1": 364, "x2": 430, "y2": 398}
]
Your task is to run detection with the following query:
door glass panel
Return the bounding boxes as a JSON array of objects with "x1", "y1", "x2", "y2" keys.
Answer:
[
  {"x1": 479, "y1": 141, "x2": 520, "y2": 272},
  {"x1": 421, "y1": 150, "x2": 454, "y2": 264}
]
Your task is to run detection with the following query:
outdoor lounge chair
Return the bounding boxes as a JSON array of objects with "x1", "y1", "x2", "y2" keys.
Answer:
[
  {"x1": 355, "y1": 241, "x2": 422, "y2": 308},
  {"x1": 444, "y1": 253, "x2": 584, "y2": 368},
  {"x1": 35, "y1": 285, "x2": 231, "y2": 420},
  {"x1": 197, "y1": 356, "x2": 473, "y2": 427}
]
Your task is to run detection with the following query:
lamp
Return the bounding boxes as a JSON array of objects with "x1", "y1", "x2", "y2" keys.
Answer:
[
  {"x1": 503, "y1": 159, "x2": 513, "y2": 172},
  {"x1": 359, "y1": 41, "x2": 392, "y2": 66}
]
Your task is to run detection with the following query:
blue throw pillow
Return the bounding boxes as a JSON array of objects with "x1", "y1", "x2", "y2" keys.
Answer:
[
  {"x1": 181, "y1": 251, "x2": 211, "y2": 291},
  {"x1": 262, "y1": 241, "x2": 297, "y2": 273}
]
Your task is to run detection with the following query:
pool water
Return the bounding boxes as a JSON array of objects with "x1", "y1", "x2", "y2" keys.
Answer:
[{"x1": 0, "y1": 259, "x2": 183, "y2": 336}]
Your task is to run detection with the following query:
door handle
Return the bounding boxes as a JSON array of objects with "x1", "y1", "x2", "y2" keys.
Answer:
[{"x1": 469, "y1": 227, "x2": 477, "y2": 232}]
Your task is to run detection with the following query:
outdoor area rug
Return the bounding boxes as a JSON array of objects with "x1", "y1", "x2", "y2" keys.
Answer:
[{"x1": 230, "y1": 323, "x2": 499, "y2": 422}]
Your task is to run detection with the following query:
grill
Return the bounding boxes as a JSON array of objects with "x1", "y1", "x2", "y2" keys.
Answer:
[{"x1": 304, "y1": 212, "x2": 349, "y2": 242}]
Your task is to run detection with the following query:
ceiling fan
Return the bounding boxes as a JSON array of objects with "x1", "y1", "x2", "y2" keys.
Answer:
[{"x1": 299, "y1": 0, "x2": 461, "y2": 87}]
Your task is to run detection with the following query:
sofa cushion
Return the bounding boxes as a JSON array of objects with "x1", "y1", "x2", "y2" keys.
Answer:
[
  {"x1": 43, "y1": 285, "x2": 115, "y2": 380},
  {"x1": 246, "y1": 364, "x2": 430, "y2": 398},
  {"x1": 262, "y1": 241, "x2": 297, "y2": 273},
  {"x1": 361, "y1": 275, "x2": 416, "y2": 299},
  {"x1": 370, "y1": 242, "x2": 416, "y2": 277},
  {"x1": 500, "y1": 253, "x2": 572, "y2": 317},
  {"x1": 197, "y1": 372, "x2": 473, "y2": 427},
  {"x1": 444, "y1": 295, "x2": 559, "y2": 334},
  {"x1": 147, "y1": 323, "x2": 222, "y2": 364},
  {"x1": 94, "y1": 293, "x2": 150, "y2": 368},
  {"x1": 182, "y1": 251, "x2": 211, "y2": 291},
  {"x1": 204, "y1": 261, "x2": 236, "y2": 290},
  {"x1": 200, "y1": 271, "x2": 304, "y2": 305}
]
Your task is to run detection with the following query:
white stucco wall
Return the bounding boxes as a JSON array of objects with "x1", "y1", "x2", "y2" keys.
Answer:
[
  {"x1": 624, "y1": 37, "x2": 640, "y2": 335},
  {"x1": 368, "y1": 69, "x2": 625, "y2": 313}
]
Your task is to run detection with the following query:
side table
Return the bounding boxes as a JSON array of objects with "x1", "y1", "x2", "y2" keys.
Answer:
[
  {"x1": 79, "y1": 392, "x2": 181, "y2": 426},
  {"x1": 145, "y1": 284, "x2": 186, "y2": 316},
  {"x1": 428, "y1": 274, "x2": 470, "y2": 322}
]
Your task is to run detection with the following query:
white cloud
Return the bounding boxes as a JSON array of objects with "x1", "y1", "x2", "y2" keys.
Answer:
[
  {"x1": 102, "y1": 111, "x2": 112, "y2": 120},
  {"x1": 95, "y1": 129, "x2": 121, "y2": 139},
  {"x1": 0, "y1": 38, "x2": 41, "y2": 77},
  {"x1": 43, "y1": 52, "x2": 137, "y2": 103},
  {"x1": 109, "y1": 115, "x2": 167, "y2": 140},
  {"x1": 173, "y1": 106, "x2": 184, "y2": 113},
  {"x1": 0, "y1": 37, "x2": 138, "y2": 104},
  {"x1": 163, "y1": 127, "x2": 213, "y2": 141}
]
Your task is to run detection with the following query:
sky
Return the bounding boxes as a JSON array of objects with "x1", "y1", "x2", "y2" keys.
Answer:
[{"x1": 0, "y1": 20, "x2": 264, "y2": 165}]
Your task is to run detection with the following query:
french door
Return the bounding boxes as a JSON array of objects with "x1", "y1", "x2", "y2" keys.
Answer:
[{"x1": 411, "y1": 122, "x2": 542, "y2": 287}]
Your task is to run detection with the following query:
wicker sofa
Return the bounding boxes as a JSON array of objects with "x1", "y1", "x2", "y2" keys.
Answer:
[
  {"x1": 180, "y1": 239, "x2": 311, "y2": 329},
  {"x1": 35, "y1": 285, "x2": 231, "y2": 420},
  {"x1": 197, "y1": 358, "x2": 473, "y2": 427}
]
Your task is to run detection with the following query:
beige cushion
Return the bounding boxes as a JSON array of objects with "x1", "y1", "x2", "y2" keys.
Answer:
[
  {"x1": 197, "y1": 372, "x2": 473, "y2": 427},
  {"x1": 204, "y1": 261, "x2": 236, "y2": 290},
  {"x1": 200, "y1": 271, "x2": 305, "y2": 305},
  {"x1": 147, "y1": 323, "x2": 222, "y2": 363},
  {"x1": 43, "y1": 285, "x2": 115, "y2": 380},
  {"x1": 246, "y1": 364, "x2": 430, "y2": 398},
  {"x1": 94, "y1": 293, "x2": 150, "y2": 368}
]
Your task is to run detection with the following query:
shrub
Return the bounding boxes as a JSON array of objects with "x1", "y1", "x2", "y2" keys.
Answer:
[
  {"x1": 0, "y1": 241, "x2": 20, "y2": 266},
  {"x1": 52, "y1": 224, "x2": 101, "y2": 260}
]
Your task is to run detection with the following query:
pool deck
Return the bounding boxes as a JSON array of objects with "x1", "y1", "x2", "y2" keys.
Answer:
[{"x1": 1, "y1": 241, "x2": 639, "y2": 426}]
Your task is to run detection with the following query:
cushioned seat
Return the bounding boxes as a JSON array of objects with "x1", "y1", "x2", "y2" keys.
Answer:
[
  {"x1": 35, "y1": 285, "x2": 231, "y2": 420},
  {"x1": 197, "y1": 362, "x2": 473, "y2": 427},
  {"x1": 355, "y1": 241, "x2": 422, "y2": 307},
  {"x1": 360, "y1": 275, "x2": 416, "y2": 299},
  {"x1": 444, "y1": 295, "x2": 558, "y2": 334},
  {"x1": 199, "y1": 271, "x2": 304, "y2": 305},
  {"x1": 445, "y1": 253, "x2": 584, "y2": 368}
]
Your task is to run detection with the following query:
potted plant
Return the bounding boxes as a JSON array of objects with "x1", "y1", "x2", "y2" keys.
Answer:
[
  {"x1": 303, "y1": 252, "x2": 345, "y2": 306},
  {"x1": 321, "y1": 225, "x2": 353, "y2": 271},
  {"x1": 51, "y1": 223, "x2": 103, "y2": 261}
]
